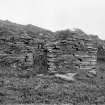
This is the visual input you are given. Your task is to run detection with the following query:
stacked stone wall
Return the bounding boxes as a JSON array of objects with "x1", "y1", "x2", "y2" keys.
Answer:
[{"x1": 46, "y1": 36, "x2": 97, "y2": 74}]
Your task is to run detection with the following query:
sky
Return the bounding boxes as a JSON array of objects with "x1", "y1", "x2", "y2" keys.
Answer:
[{"x1": 0, "y1": 0, "x2": 105, "y2": 39}]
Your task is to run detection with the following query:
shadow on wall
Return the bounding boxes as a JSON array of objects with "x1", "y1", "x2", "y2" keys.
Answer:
[{"x1": 33, "y1": 48, "x2": 48, "y2": 74}]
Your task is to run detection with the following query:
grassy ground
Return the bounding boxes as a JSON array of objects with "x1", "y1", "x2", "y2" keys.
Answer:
[{"x1": 0, "y1": 58, "x2": 105, "y2": 105}]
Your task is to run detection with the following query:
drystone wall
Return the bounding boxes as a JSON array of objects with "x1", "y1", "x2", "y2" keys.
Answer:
[
  {"x1": 0, "y1": 32, "x2": 97, "y2": 75},
  {"x1": 0, "y1": 35, "x2": 48, "y2": 76},
  {"x1": 46, "y1": 35, "x2": 97, "y2": 74}
]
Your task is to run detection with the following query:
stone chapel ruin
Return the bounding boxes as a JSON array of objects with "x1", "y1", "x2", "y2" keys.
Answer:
[{"x1": 0, "y1": 28, "x2": 98, "y2": 77}]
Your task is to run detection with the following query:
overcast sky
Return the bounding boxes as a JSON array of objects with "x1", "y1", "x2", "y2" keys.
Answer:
[{"x1": 0, "y1": 0, "x2": 105, "y2": 39}]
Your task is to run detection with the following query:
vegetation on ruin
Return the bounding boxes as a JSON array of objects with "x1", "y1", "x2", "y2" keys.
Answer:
[{"x1": 0, "y1": 20, "x2": 105, "y2": 104}]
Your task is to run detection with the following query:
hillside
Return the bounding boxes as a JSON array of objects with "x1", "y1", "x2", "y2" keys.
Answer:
[{"x1": 0, "y1": 20, "x2": 105, "y2": 105}]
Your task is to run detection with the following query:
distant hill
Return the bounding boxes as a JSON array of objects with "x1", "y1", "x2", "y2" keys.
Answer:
[
  {"x1": 0, "y1": 19, "x2": 103, "y2": 41},
  {"x1": 0, "y1": 20, "x2": 54, "y2": 40}
]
